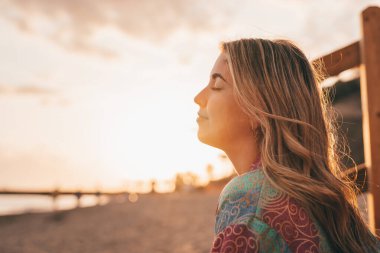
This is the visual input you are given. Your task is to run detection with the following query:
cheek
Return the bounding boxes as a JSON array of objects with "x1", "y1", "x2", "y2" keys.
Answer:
[
  {"x1": 207, "y1": 98, "x2": 228, "y2": 125},
  {"x1": 209, "y1": 99, "x2": 250, "y2": 133},
  {"x1": 228, "y1": 108, "x2": 251, "y2": 132}
]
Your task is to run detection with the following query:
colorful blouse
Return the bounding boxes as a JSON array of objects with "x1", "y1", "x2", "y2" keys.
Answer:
[{"x1": 210, "y1": 160, "x2": 333, "y2": 253}]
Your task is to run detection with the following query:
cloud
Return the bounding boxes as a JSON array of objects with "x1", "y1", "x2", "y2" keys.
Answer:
[
  {"x1": 0, "y1": 83, "x2": 72, "y2": 106},
  {"x1": 0, "y1": 0, "x2": 232, "y2": 57},
  {"x1": 1, "y1": 0, "x2": 375, "y2": 60},
  {"x1": 15, "y1": 85, "x2": 55, "y2": 95},
  {"x1": 0, "y1": 84, "x2": 55, "y2": 95}
]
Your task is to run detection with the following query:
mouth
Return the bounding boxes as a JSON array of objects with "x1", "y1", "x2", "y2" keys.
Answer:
[
  {"x1": 197, "y1": 112, "x2": 209, "y2": 120},
  {"x1": 197, "y1": 116, "x2": 205, "y2": 121}
]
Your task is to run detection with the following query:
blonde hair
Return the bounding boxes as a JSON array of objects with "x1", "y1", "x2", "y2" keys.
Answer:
[{"x1": 222, "y1": 38, "x2": 379, "y2": 253}]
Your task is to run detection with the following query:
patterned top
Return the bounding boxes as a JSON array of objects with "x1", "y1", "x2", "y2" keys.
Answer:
[{"x1": 210, "y1": 159, "x2": 333, "y2": 253}]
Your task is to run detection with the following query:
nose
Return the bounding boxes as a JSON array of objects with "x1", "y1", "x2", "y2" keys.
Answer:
[{"x1": 194, "y1": 87, "x2": 207, "y2": 107}]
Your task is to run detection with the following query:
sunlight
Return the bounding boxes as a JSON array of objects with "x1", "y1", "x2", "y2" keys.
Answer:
[{"x1": 92, "y1": 89, "x2": 226, "y2": 185}]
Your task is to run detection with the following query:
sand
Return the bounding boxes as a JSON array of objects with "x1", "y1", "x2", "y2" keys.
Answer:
[
  {"x1": 0, "y1": 188, "x2": 371, "y2": 253},
  {"x1": 0, "y1": 191, "x2": 219, "y2": 253}
]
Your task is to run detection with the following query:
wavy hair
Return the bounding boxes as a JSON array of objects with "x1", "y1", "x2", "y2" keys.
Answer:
[{"x1": 221, "y1": 38, "x2": 379, "y2": 253}]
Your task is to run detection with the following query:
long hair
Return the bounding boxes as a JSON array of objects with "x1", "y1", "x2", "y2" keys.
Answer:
[{"x1": 222, "y1": 38, "x2": 379, "y2": 253}]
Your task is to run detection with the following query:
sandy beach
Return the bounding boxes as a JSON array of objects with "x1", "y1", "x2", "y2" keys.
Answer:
[{"x1": 0, "y1": 191, "x2": 219, "y2": 253}]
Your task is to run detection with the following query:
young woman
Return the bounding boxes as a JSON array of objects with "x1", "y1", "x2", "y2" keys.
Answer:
[{"x1": 194, "y1": 38, "x2": 380, "y2": 253}]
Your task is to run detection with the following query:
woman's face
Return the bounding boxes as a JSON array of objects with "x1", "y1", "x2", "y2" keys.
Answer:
[{"x1": 194, "y1": 53, "x2": 253, "y2": 150}]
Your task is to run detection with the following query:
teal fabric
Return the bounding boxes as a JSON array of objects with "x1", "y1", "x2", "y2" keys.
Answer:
[{"x1": 212, "y1": 167, "x2": 330, "y2": 252}]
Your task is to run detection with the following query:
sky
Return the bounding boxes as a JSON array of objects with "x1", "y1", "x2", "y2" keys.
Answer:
[{"x1": 0, "y1": 0, "x2": 379, "y2": 191}]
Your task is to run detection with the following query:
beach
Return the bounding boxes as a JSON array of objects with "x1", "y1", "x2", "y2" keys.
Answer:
[{"x1": 0, "y1": 191, "x2": 219, "y2": 253}]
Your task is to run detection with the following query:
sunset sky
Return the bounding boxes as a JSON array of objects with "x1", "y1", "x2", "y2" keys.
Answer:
[{"x1": 0, "y1": 0, "x2": 379, "y2": 191}]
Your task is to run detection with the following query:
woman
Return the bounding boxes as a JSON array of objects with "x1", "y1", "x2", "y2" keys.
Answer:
[{"x1": 194, "y1": 38, "x2": 379, "y2": 253}]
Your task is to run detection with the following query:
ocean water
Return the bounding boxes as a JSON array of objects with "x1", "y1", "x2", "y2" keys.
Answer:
[{"x1": 0, "y1": 194, "x2": 110, "y2": 216}]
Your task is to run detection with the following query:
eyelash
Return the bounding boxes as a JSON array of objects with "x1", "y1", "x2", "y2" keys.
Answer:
[{"x1": 210, "y1": 78, "x2": 223, "y2": 90}]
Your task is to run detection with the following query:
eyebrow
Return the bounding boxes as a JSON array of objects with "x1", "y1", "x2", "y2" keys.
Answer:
[{"x1": 211, "y1": 73, "x2": 227, "y2": 83}]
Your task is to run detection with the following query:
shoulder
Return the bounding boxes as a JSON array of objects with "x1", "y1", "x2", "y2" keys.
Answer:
[
  {"x1": 256, "y1": 183, "x2": 322, "y2": 252},
  {"x1": 255, "y1": 174, "x2": 328, "y2": 253},
  {"x1": 213, "y1": 167, "x2": 332, "y2": 253},
  {"x1": 214, "y1": 169, "x2": 266, "y2": 235},
  {"x1": 211, "y1": 217, "x2": 291, "y2": 253}
]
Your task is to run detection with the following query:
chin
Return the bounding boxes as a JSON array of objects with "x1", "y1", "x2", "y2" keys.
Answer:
[
  {"x1": 197, "y1": 132, "x2": 223, "y2": 150},
  {"x1": 197, "y1": 132, "x2": 207, "y2": 144},
  {"x1": 197, "y1": 132, "x2": 210, "y2": 144}
]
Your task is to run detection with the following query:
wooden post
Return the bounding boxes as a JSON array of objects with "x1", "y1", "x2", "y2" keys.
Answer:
[
  {"x1": 360, "y1": 6, "x2": 380, "y2": 235},
  {"x1": 51, "y1": 189, "x2": 60, "y2": 212},
  {"x1": 74, "y1": 191, "x2": 82, "y2": 208}
]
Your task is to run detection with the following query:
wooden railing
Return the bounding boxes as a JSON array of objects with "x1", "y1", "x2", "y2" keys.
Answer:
[
  {"x1": 314, "y1": 41, "x2": 360, "y2": 77},
  {"x1": 312, "y1": 6, "x2": 380, "y2": 234}
]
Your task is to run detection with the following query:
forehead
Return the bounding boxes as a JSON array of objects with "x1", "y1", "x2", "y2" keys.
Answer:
[{"x1": 211, "y1": 53, "x2": 229, "y2": 73}]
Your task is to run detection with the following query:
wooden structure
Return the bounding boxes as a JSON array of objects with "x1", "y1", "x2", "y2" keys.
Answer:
[
  {"x1": 312, "y1": 6, "x2": 380, "y2": 235},
  {"x1": 0, "y1": 189, "x2": 129, "y2": 209}
]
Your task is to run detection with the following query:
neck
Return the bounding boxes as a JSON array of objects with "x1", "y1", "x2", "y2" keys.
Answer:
[{"x1": 223, "y1": 139, "x2": 260, "y2": 175}]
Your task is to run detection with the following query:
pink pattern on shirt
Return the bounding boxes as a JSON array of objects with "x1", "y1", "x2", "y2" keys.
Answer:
[
  {"x1": 211, "y1": 224, "x2": 259, "y2": 253},
  {"x1": 261, "y1": 192, "x2": 320, "y2": 253}
]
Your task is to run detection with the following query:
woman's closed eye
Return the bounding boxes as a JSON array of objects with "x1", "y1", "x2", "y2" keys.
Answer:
[
  {"x1": 210, "y1": 73, "x2": 226, "y2": 90},
  {"x1": 211, "y1": 82, "x2": 223, "y2": 90}
]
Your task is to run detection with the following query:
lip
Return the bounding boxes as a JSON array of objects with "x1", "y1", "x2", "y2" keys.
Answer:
[
  {"x1": 196, "y1": 116, "x2": 206, "y2": 123},
  {"x1": 197, "y1": 112, "x2": 208, "y2": 119}
]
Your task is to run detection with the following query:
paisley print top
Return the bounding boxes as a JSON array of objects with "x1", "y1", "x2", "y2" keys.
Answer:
[{"x1": 210, "y1": 159, "x2": 334, "y2": 253}]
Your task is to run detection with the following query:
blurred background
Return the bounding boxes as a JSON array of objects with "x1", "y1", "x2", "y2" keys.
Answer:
[{"x1": 0, "y1": 0, "x2": 379, "y2": 252}]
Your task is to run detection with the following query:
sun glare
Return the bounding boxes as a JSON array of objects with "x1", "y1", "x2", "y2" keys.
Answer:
[{"x1": 90, "y1": 89, "x2": 227, "y2": 188}]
